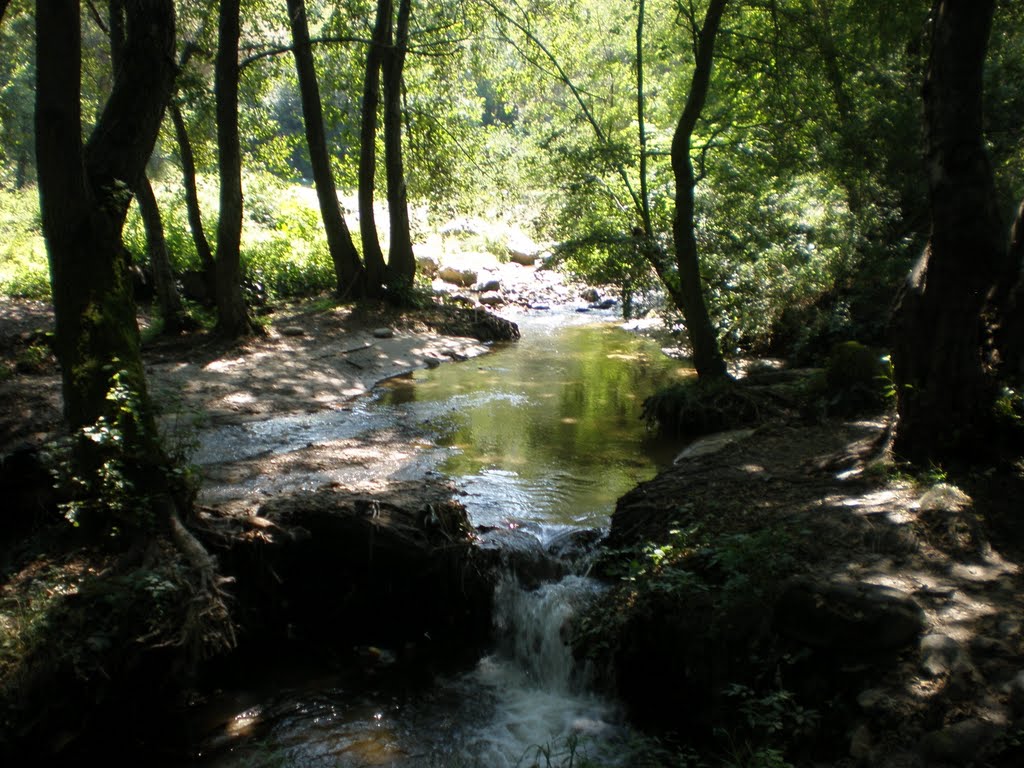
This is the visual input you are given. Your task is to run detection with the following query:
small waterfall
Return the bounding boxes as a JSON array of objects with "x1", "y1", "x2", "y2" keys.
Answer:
[
  {"x1": 452, "y1": 571, "x2": 629, "y2": 768},
  {"x1": 492, "y1": 574, "x2": 604, "y2": 693}
]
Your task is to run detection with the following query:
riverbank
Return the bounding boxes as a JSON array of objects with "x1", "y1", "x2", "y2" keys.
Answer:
[{"x1": 4, "y1": 286, "x2": 1023, "y2": 766}]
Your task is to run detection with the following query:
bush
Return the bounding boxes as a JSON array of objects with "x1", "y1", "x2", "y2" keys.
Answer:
[
  {"x1": 642, "y1": 377, "x2": 766, "y2": 437},
  {"x1": 0, "y1": 188, "x2": 50, "y2": 299}
]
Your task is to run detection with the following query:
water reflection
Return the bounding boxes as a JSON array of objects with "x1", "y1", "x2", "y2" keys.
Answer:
[{"x1": 373, "y1": 318, "x2": 691, "y2": 528}]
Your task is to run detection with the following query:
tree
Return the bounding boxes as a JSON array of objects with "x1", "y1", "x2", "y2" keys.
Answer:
[
  {"x1": 170, "y1": 100, "x2": 218, "y2": 299},
  {"x1": 891, "y1": 0, "x2": 1005, "y2": 462},
  {"x1": 214, "y1": 0, "x2": 258, "y2": 337},
  {"x1": 104, "y1": 0, "x2": 189, "y2": 334},
  {"x1": 358, "y1": 0, "x2": 391, "y2": 299},
  {"x1": 668, "y1": 0, "x2": 730, "y2": 380},
  {"x1": 135, "y1": 174, "x2": 191, "y2": 333},
  {"x1": 286, "y1": 0, "x2": 365, "y2": 299},
  {"x1": 382, "y1": 0, "x2": 416, "y2": 295},
  {"x1": 36, "y1": 0, "x2": 176, "y2": 430}
]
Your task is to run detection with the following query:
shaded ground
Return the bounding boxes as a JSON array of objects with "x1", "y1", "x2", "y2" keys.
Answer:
[{"x1": 587, "y1": 414, "x2": 1024, "y2": 767}]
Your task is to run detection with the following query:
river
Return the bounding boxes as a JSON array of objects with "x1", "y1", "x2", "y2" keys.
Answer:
[{"x1": 189, "y1": 309, "x2": 691, "y2": 767}]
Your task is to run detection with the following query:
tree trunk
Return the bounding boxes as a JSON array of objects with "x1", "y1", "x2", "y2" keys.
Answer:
[
  {"x1": 214, "y1": 0, "x2": 257, "y2": 338},
  {"x1": 995, "y1": 197, "x2": 1024, "y2": 379},
  {"x1": 135, "y1": 174, "x2": 189, "y2": 334},
  {"x1": 891, "y1": 0, "x2": 1003, "y2": 463},
  {"x1": 286, "y1": 0, "x2": 365, "y2": 299},
  {"x1": 36, "y1": 0, "x2": 175, "y2": 431},
  {"x1": 382, "y1": 0, "x2": 415, "y2": 296},
  {"x1": 170, "y1": 102, "x2": 217, "y2": 299},
  {"x1": 358, "y1": 0, "x2": 391, "y2": 299},
  {"x1": 670, "y1": 0, "x2": 729, "y2": 381}
]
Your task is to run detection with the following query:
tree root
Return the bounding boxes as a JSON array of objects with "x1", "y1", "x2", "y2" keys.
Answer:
[{"x1": 161, "y1": 497, "x2": 237, "y2": 661}]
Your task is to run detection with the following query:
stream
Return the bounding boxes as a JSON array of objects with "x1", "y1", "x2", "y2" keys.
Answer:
[{"x1": 190, "y1": 310, "x2": 691, "y2": 767}]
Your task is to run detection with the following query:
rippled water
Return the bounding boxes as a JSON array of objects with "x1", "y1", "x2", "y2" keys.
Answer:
[
  {"x1": 372, "y1": 310, "x2": 690, "y2": 528},
  {"x1": 189, "y1": 310, "x2": 692, "y2": 767}
]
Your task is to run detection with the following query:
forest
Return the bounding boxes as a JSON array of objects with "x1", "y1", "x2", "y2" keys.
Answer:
[{"x1": 2, "y1": 0, "x2": 1024, "y2": 765}]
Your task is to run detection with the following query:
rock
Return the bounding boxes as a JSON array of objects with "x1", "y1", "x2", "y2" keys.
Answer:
[
  {"x1": 440, "y1": 217, "x2": 483, "y2": 237},
  {"x1": 416, "y1": 254, "x2": 440, "y2": 277},
  {"x1": 479, "y1": 291, "x2": 504, "y2": 306},
  {"x1": 545, "y1": 528, "x2": 605, "y2": 565},
  {"x1": 439, "y1": 265, "x2": 478, "y2": 287},
  {"x1": 674, "y1": 429, "x2": 757, "y2": 462},
  {"x1": 473, "y1": 278, "x2": 501, "y2": 293},
  {"x1": 506, "y1": 232, "x2": 542, "y2": 265},
  {"x1": 919, "y1": 718, "x2": 1000, "y2": 766},
  {"x1": 529, "y1": 303, "x2": 550, "y2": 311},
  {"x1": 508, "y1": 250, "x2": 538, "y2": 266},
  {"x1": 773, "y1": 577, "x2": 925, "y2": 653},
  {"x1": 373, "y1": 327, "x2": 394, "y2": 339},
  {"x1": 279, "y1": 325, "x2": 305, "y2": 337},
  {"x1": 592, "y1": 298, "x2": 618, "y2": 310},
  {"x1": 849, "y1": 723, "x2": 873, "y2": 760},
  {"x1": 920, "y1": 633, "x2": 962, "y2": 677},
  {"x1": 856, "y1": 688, "x2": 893, "y2": 715},
  {"x1": 1006, "y1": 670, "x2": 1024, "y2": 715},
  {"x1": 476, "y1": 526, "x2": 565, "y2": 589},
  {"x1": 581, "y1": 287, "x2": 601, "y2": 302},
  {"x1": 916, "y1": 482, "x2": 972, "y2": 512}
]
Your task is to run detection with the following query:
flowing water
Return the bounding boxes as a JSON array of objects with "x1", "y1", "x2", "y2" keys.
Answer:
[{"x1": 191, "y1": 310, "x2": 691, "y2": 767}]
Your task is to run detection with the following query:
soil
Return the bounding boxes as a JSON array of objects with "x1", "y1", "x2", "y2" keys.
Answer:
[{"x1": 3, "y1": 266, "x2": 1024, "y2": 766}]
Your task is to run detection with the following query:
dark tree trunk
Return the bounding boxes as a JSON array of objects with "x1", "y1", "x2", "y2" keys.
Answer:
[
  {"x1": 35, "y1": 0, "x2": 175, "y2": 430},
  {"x1": 891, "y1": 0, "x2": 1003, "y2": 463},
  {"x1": 135, "y1": 174, "x2": 189, "y2": 334},
  {"x1": 358, "y1": 0, "x2": 391, "y2": 299},
  {"x1": 170, "y1": 102, "x2": 217, "y2": 299},
  {"x1": 382, "y1": 0, "x2": 415, "y2": 296},
  {"x1": 286, "y1": 0, "x2": 365, "y2": 299},
  {"x1": 0, "y1": 0, "x2": 10, "y2": 28},
  {"x1": 995, "y1": 197, "x2": 1024, "y2": 379},
  {"x1": 214, "y1": 0, "x2": 257, "y2": 338},
  {"x1": 670, "y1": 0, "x2": 729, "y2": 381}
]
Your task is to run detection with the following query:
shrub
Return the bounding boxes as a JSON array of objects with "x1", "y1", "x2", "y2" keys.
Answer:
[{"x1": 0, "y1": 188, "x2": 50, "y2": 299}]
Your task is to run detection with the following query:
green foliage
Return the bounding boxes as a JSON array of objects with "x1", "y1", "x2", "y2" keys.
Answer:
[
  {"x1": 641, "y1": 377, "x2": 764, "y2": 437},
  {"x1": 44, "y1": 370, "x2": 196, "y2": 534},
  {"x1": 0, "y1": 188, "x2": 50, "y2": 300}
]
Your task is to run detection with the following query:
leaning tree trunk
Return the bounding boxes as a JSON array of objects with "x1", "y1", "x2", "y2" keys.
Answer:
[
  {"x1": 170, "y1": 102, "x2": 217, "y2": 299},
  {"x1": 135, "y1": 175, "x2": 190, "y2": 334},
  {"x1": 358, "y1": 0, "x2": 391, "y2": 299},
  {"x1": 37, "y1": 0, "x2": 176, "y2": 431},
  {"x1": 214, "y1": 0, "x2": 257, "y2": 338},
  {"x1": 287, "y1": 0, "x2": 365, "y2": 299},
  {"x1": 670, "y1": 0, "x2": 729, "y2": 381},
  {"x1": 891, "y1": 0, "x2": 1003, "y2": 463},
  {"x1": 382, "y1": 0, "x2": 416, "y2": 296}
]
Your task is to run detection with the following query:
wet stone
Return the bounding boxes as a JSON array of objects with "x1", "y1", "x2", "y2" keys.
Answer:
[
  {"x1": 920, "y1": 633, "x2": 962, "y2": 677},
  {"x1": 919, "y1": 718, "x2": 1001, "y2": 766}
]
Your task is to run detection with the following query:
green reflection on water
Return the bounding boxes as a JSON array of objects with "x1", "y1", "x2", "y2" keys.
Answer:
[{"x1": 376, "y1": 319, "x2": 693, "y2": 525}]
